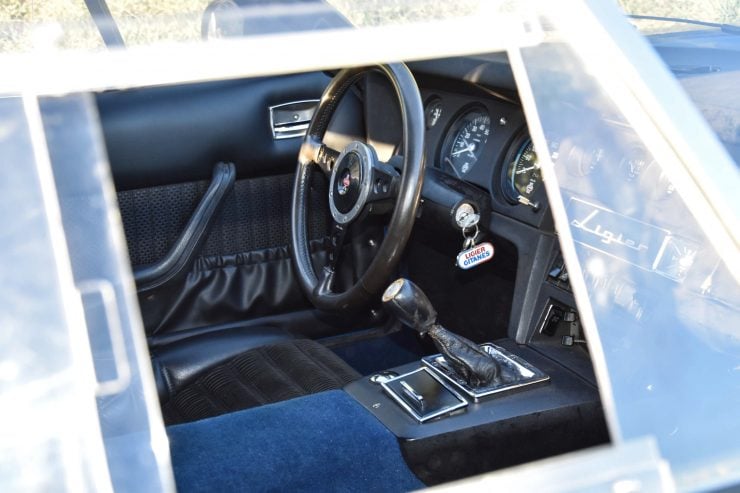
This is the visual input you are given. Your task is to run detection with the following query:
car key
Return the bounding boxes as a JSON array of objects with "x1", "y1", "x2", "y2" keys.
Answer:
[{"x1": 453, "y1": 204, "x2": 494, "y2": 270}]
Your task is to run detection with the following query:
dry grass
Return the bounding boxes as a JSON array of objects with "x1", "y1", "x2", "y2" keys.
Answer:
[
  {"x1": 327, "y1": 0, "x2": 479, "y2": 26},
  {"x1": 0, "y1": 1, "x2": 102, "y2": 51},
  {"x1": 0, "y1": 0, "x2": 210, "y2": 52},
  {"x1": 1, "y1": 0, "x2": 738, "y2": 53}
]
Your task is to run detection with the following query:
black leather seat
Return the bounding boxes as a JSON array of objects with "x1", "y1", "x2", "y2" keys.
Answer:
[{"x1": 150, "y1": 327, "x2": 360, "y2": 425}]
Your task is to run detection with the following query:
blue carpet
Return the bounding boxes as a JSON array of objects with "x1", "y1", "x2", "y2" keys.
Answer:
[{"x1": 167, "y1": 390, "x2": 424, "y2": 492}]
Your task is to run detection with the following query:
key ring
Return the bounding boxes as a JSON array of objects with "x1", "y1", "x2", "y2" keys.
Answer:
[{"x1": 461, "y1": 225, "x2": 479, "y2": 250}]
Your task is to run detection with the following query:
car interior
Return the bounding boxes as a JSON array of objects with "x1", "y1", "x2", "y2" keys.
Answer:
[
  {"x1": 88, "y1": 55, "x2": 609, "y2": 491},
  {"x1": 81, "y1": 17, "x2": 738, "y2": 489}
]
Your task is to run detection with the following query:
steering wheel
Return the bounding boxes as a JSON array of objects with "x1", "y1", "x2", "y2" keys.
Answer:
[{"x1": 290, "y1": 64, "x2": 425, "y2": 311}]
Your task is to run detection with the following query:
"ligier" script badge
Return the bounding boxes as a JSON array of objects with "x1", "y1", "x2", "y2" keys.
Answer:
[{"x1": 456, "y1": 242, "x2": 494, "y2": 270}]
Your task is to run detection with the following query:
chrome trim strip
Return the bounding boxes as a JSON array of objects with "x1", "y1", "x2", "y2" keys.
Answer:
[{"x1": 537, "y1": 302, "x2": 558, "y2": 335}]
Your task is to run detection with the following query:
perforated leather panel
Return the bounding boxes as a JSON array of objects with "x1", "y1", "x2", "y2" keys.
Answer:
[
  {"x1": 118, "y1": 180, "x2": 205, "y2": 266},
  {"x1": 118, "y1": 172, "x2": 329, "y2": 267}
]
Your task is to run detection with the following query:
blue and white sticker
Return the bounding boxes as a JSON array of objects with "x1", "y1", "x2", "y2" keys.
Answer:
[{"x1": 457, "y1": 242, "x2": 494, "y2": 270}]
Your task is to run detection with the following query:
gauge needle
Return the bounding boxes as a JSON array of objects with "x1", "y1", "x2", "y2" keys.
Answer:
[
  {"x1": 444, "y1": 157, "x2": 463, "y2": 179},
  {"x1": 515, "y1": 165, "x2": 536, "y2": 174},
  {"x1": 451, "y1": 144, "x2": 475, "y2": 156}
]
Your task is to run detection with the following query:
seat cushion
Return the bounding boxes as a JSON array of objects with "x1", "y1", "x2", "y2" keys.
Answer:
[
  {"x1": 161, "y1": 339, "x2": 360, "y2": 424},
  {"x1": 150, "y1": 325, "x2": 295, "y2": 403}
]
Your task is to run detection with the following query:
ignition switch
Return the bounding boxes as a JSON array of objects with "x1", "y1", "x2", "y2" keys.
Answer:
[{"x1": 453, "y1": 202, "x2": 480, "y2": 230}]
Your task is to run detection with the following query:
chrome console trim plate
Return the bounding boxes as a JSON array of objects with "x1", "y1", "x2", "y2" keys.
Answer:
[{"x1": 422, "y1": 343, "x2": 550, "y2": 402}]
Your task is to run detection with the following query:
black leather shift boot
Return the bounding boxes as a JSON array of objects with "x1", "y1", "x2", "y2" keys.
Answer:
[{"x1": 427, "y1": 325, "x2": 500, "y2": 388}]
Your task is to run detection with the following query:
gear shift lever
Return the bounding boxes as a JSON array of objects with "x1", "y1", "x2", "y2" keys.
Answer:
[{"x1": 383, "y1": 278, "x2": 500, "y2": 387}]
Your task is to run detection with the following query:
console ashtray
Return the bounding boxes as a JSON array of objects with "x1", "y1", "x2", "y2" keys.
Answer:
[{"x1": 381, "y1": 367, "x2": 468, "y2": 422}]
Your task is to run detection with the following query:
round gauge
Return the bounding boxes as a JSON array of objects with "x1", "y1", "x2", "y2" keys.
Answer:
[
  {"x1": 620, "y1": 150, "x2": 652, "y2": 182},
  {"x1": 566, "y1": 145, "x2": 606, "y2": 176},
  {"x1": 439, "y1": 109, "x2": 491, "y2": 178},
  {"x1": 621, "y1": 148, "x2": 675, "y2": 201},
  {"x1": 502, "y1": 137, "x2": 541, "y2": 206}
]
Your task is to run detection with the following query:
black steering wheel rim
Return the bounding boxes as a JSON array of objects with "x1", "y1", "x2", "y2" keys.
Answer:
[{"x1": 290, "y1": 63, "x2": 425, "y2": 311}]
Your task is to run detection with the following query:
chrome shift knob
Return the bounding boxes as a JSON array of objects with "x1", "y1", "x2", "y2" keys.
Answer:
[{"x1": 382, "y1": 278, "x2": 437, "y2": 333}]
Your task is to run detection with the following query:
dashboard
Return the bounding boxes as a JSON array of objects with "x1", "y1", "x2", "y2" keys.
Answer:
[
  {"x1": 415, "y1": 77, "x2": 735, "y2": 304},
  {"x1": 365, "y1": 32, "x2": 740, "y2": 340},
  {"x1": 407, "y1": 42, "x2": 738, "y2": 347}
]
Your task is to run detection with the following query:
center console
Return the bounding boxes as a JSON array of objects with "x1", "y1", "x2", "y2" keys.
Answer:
[
  {"x1": 345, "y1": 279, "x2": 609, "y2": 485},
  {"x1": 346, "y1": 340, "x2": 607, "y2": 484}
]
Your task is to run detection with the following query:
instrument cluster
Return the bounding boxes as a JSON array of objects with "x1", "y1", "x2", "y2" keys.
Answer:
[{"x1": 421, "y1": 88, "x2": 547, "y2": 225}]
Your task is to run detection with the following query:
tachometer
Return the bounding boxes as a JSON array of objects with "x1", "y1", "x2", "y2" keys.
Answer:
[
  {"x1": 439, "y1": 109, "x2": 491, "y2": 178},
  {"x1": 502, "y1": 137, "x2": 542, "y2": 209}
]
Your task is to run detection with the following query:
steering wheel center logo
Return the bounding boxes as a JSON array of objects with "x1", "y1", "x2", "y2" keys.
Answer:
[{"x1": 338, "y1": 169, "x2": 352, "y2": 196}]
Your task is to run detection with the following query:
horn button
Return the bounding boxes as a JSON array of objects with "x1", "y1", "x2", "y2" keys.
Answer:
[{"x1": 329, "y1": 142, "x2": 375, "y2": 224}]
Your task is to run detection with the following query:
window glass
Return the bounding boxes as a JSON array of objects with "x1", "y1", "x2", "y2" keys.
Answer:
[
  {"x1": 618, "y1": 0, "x2": 740, "y2": 33},
  {"x1": 513, "y1": 3, "x2": 740, "y2": 488}
]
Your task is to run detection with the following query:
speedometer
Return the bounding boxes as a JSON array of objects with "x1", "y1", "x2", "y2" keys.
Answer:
[
  {"x1": 439, "y1": 109, "x2": 491, "y2": 178},
  {"x1": 502, "y1": 137, "x2": 542, "y2": 209}
]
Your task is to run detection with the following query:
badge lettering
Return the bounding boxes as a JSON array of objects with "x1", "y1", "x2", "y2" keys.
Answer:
[
  {"x1": 457, "y1": 242, "x2": 494, "y2": 270},
  {"x1": 571, "y1": 209, "x2": 648, "y2": 252}
]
